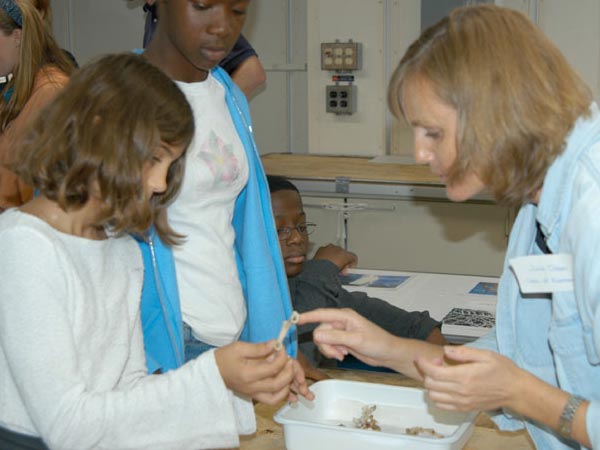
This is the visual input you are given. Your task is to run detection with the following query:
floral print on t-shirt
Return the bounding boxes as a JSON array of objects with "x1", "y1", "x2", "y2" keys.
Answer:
[{"x1": 196, "y1": 130, "x2": 241, "y2": 186}]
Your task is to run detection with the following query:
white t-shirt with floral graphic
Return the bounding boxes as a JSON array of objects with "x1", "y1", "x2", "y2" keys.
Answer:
[{"x1": 169, "y1": 74, "x2": 249, "y2": 347}]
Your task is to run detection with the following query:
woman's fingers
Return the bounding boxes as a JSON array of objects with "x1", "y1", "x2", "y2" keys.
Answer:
[
  {"x1": 443, "y1": 345, "x2": 488, "y2": 363},
  {"x1": 314, "y1": 342, "x2": 347, "y2": 361},
  {"x1": 416, "y1": 354, "x2": 468, "y2": 382},
  {"x1": 313, "y1": 327, "x2": 362, "y2": 352},
  {"x1": 298, "y1": 308, "x2": 355, "y2": 327}
]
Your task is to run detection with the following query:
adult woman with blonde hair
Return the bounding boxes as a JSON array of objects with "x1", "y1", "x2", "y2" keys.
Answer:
[
  {"x1": 300, "y1": 5, "x2": 598, "y2": 449},
  {"x1": 0, "y1": 0, "x2": 74, "y2": 211}
]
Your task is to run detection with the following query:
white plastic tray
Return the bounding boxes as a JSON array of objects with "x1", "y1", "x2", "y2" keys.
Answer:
[{"x1": 274, "y1": 379, "x2": 476, "y2": 450}]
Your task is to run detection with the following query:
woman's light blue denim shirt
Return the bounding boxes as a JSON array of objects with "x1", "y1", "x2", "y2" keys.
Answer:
[{"x1": 470, "y1": 103, "x2": 600, "y2": 450}]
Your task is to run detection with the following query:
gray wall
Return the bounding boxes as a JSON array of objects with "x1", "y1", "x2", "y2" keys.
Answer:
[{"x1": 51, "y1": 0, "x2": 600, "y2": 157}]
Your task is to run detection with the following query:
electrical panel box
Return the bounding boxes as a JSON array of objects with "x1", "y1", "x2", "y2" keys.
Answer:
[
  {"x1": 326, "y1": 85, "x2": 357, "y2": 115},
  {"x1": 321, "y1": 42, "x2": 361, "y2": 71}
]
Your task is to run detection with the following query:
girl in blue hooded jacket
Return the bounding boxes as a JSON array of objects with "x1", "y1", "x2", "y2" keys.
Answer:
[{"x1": 139, "y1": 0, "x2": 298, "y2": 384}]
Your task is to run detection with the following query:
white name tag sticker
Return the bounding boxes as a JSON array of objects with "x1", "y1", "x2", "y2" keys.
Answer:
[{"x1": 509, "y1": 254, "x2": 574, "y2": 294}]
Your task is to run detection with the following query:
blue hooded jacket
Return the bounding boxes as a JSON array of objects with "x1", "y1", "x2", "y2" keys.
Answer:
[{"x1": 139, "y1": 67, "x2": 296, "y2": 374}]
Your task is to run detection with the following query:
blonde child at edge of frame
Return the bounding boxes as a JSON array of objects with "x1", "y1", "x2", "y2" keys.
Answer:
[{"x1": 0, "y1": 0, "x2": 74, "y2": 211}]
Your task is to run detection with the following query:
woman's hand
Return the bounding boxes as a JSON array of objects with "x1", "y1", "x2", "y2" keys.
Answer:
[
  {"x1": 215, "y1": 340, "x2": 296, "y2": 405},
  {"x1": 419, "y1": 346, "x2": 593, "y2": 448},
  {"x1": 416, "y1": 345, "x2": 522, "y2": 412},
  {"x1": 298, "y1": 308, "x2": 397, "y2": 368}
]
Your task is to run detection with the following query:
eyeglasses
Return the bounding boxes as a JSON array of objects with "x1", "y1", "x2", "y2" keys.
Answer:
[{"x1": 276, "y1": 222, "x2": 316, "y2": 241}]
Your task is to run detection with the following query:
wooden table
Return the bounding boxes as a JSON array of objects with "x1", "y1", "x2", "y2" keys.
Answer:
[
  {"x1": 261, "y1": 152, "x2": 495, "y2": 203},
  {"x1": 262, "y1": 153, "x2": 440, "y2": 185},
  {"x1": 239, "y1": 369, "x2": 535, "y2": 450}
]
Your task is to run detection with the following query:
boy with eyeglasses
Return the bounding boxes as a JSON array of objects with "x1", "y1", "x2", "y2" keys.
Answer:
[{"x1": 268, "y1": 175, "x2": 447, "y2": 369}]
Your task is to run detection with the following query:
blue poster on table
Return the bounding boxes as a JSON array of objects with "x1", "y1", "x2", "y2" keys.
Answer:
[
  {"x1": 469, "y1": 282, "x2": 498, "y2": 296},
  {"x1": 339, "y1": 273, "x2": 409, "y2": 289}
]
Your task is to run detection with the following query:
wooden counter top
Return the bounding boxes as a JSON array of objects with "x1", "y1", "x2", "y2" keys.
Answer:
[
  {"x1": 239, "y1": 368, "x2": 534, "y2": 450},
  {"x1": 261, "y1": 153, "x2": 442, "y2": 186}
]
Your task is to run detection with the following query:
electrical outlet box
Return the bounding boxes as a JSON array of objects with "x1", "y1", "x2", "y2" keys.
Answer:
[
  {"x1": 321, "y1": 42, "x2": 361, "y2": 71},
  {"x1": 326, "y1": 85, "x2": 357, "y2": 115}
]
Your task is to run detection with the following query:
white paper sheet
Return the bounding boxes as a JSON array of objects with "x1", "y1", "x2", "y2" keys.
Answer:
[{"x1": 341, "y1": 268, "x2": 499, "y2": 343}]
